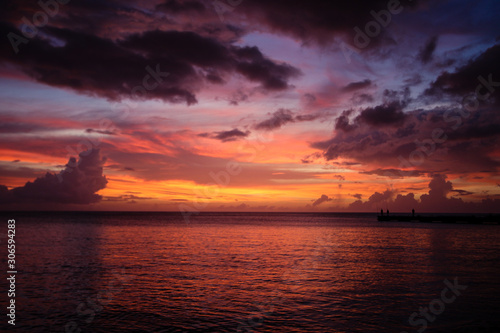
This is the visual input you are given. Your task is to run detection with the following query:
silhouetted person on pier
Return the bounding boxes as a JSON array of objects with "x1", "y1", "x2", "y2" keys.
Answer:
[
  {"x1": 387, "y1": 209, "x2": 389, "y2": 215},
  {"x1": 381, "y1": 209, "x2": 383, "y2": 216},
  {"x1": 412, "y1": 209, "x2": 415, "y2": 217}
]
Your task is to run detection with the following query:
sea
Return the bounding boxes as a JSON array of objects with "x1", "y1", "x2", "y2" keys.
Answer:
[{"x1": 0, "y1": 211, "x2": 499, "y2": 332}]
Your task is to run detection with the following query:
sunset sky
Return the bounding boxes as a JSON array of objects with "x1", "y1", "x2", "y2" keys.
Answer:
[{"x1": 1, "y1": 0, "x2": 500, "y2": 212}]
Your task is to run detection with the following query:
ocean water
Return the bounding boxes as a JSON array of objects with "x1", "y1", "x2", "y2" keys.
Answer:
[{"x1": 0, "y1": 212, "x2": 499, "y2": 332}]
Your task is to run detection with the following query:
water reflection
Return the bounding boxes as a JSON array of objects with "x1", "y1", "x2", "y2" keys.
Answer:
[{"x1": 2, "y1": 212, "x2": 499, "y2": 332}]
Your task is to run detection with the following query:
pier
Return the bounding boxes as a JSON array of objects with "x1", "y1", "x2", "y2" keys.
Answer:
[{"x1": 377, "y1": 211, "x2": 499, "y2": 224}]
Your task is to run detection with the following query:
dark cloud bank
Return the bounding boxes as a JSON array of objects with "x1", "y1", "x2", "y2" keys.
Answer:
[
  {"x1": 312, "y1": 43, "x2": 500, "y2": 175},
  {"x1": 0, "y1": 149, "x2": 107, "y2": 207},
  {"x1": 347, "y1": 174, "x2": 500, "y2": 213},
  {"x1": 0, "y1": 2, "x2": 300, "y2": 105}
]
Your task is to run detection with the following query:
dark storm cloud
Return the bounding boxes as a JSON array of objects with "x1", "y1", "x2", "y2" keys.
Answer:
[
  {"x1": 418, "y1": 36, "x2": 438, "y2": 64},
  {"x1": 119, "y1": 30, "x2": 231, "y2": 68},
  {"x1": 0, "y1": 0, "x2": 431, "y2": 48},
  {"x1": 356, "y1": 101, "x2": 407, "y2": 127},
  {"x1": 0, "y1": 22, "x2": 300, "y2": 105},
  {"x1": 0, "y1": 23, "x2": 194, "y2": 104},
  {"x1": 156, "y1": 0, "x2": 207, "y2": 14},
  {"x1": 447, "y1": 121, "x2": 500, "y2": 141},
  {"x1": 335, "y1": 110, "x2": 357, "y2": 133},
  {"x1": 0, "y1": 149, "x2": 107, "y2": 205},
  {"x1": 334, "y1": 95, "x2": 410, "y2": 135},
  {"x1": 311, "y1": 102, "x2": 500, "y2": 174},
  {"x1": 342, "y1": 79, "x2": 372, "y2": 92},
  {"x1": 0, "y1": 0, "x2": 152, "y2": 39},
  {"x1": 238, "y1": 0, "x2": 425, "y2": 45},
  {"x1": 312, "y1": 42, "x2": 500, "y2": 173},
  {"x1": 232, "y1": 46, "x2": 301, "y2": 90},
  {"x1": 198, "y1": 128, "x2": 250, "y2": 142},
  {"x1": 426, "y1": 43, "x2": 500, "y2": 102}
]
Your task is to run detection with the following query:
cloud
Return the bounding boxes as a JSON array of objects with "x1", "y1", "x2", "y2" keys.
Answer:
[
  {"x1": 0, "y1": 0, "x2": 432, "y2": 51},
  {"x1": 0, "y1": 23, "x2": 300, "y2": 105},
  {"x1": 228, "y1": 90, "x2": 249, "y2": 105},
  {"x1": 351, "y1": 93, "x2": 375, "y2": 105},
  {"x1": 0, "y1": 149, "x2": 107, "y2": 205},
  {"x1": 404, "y1": 74, "x2": 423, "y2": 86},
  {"x1": 237, "y1": 0, "x2": 425, "y2": 46},
  {"x1": 233, "y1": 46, "x2": 302, "y2": 90},
  {"x1": 295, "y1": 113, "x2": 322, "y2": 122},
  {"x1": 198, "y1": 128, "x2": 250, "y2": 142},
  {"x1": 255, "y1": 108, "x2": 295, "y2": 130},
  {"x1": 425, "y1": 43, "x2": 500, "y2": 103},
  {"x1": 0, "y1": 163, "x2": 46, "y2": 181},
  {"x1": 360, "y1": 168, "x2": 426, "y2": 178},
  {"x1": 333, "y1": 175, "x2": 346, "y2": 181},
  {"x1": 156, "y1": 0, "x2": 206, "y2": 14},
  {"x1": 348, "y1": 189, "x2": 395, "y2": 211},
  {"x1": 103, "y1": 194, "x2": 153, "y2": 202},
  {"x1": 311, "y1": 79, "x2": 500, "y2": 175},
  {"x1": 418, "y1": 36, "x2": 438, "y2": 64},
  {"x1": 333, "y1": 99, "x2": 410, "y2": 135},
  {"x1": 303, "y1": 93, "x2": 317, "y2": 104},
  {"x1": 300, "y1": 152, "x2": 323, "y2": 164},
  {"x1": 427, "y1": 173, "x2": 453, "y2": 197},
  {"x1": 333, "y1": 110, "x2": 355, "y2": 133},
  {"x1": 85, "y1": 128, "x2": 117, "y2": 135},
  {"x1": 312, "y1": 194, "x2": 332, "y2": 207},
  {"x1": 342, "y1": 79, "x2": 372, "y2": 92},
  {"x1": 357, "y1": 101, "x2": 408, "y2": 127},
  {"x1": 254, "y1": 109, "x2": 324, "y2": 131},
  {"x1": 451, "y1": 189, "x2": 474, "y2": 196},
  {"x1": 349, "y1": 174, "x2": 500, "y2": 213}
]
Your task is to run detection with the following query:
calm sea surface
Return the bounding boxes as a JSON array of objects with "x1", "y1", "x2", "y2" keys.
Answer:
[{"x1": 0, "y1": 212, "x2": 499, "y2": 332}]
